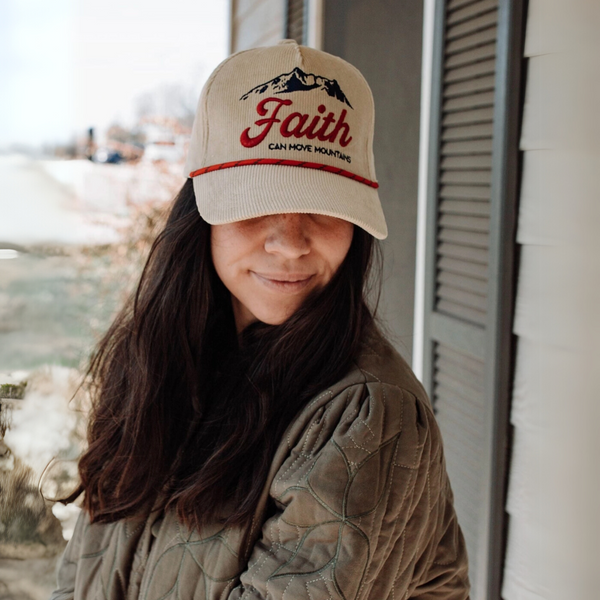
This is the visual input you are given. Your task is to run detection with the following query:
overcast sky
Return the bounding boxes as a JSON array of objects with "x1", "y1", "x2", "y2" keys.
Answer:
[{"x1": 0, "y1": 0, "x2": 229, "y2": 148}]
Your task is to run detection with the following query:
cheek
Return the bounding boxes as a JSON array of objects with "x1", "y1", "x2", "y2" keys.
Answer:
[
  {"x1": 210, "y1": 226, "x2": 245, "y2": 288},
  {"x1": 210, "y1": 229, "x2": 228, "y2": 282},
  {"x1": 324, "y1": 223, "x2": 354, "y2": 274}
]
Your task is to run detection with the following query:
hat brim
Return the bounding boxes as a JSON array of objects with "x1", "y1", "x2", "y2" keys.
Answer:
[{"x1": 191, "y1": 164, "x2": 387, "y2": 240}]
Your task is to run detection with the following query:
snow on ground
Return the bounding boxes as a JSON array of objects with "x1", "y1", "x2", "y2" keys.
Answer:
[
  {"x1": 0, "y1": 154, "x2": 118, "y2": 247},
  {"x1": 0, "y1": 153, "x2": 185, "y2": 248},
  {"x1": 3, "y1": 367, "x2": 79, "y2": 477},
  {"x1": 2, "y1": 366, "x2": 86, "y2": 542}
]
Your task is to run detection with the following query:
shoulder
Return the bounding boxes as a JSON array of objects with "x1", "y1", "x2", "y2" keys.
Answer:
[
  {"x1": 351, "y1": 322, "x2": 430, "y2": 404},
  {"x1": 273, "y1": 324, "x2": 443, "y2": 496},
  {"x1": 323, "y1": 323, "x2": 441, "y2": 457},
  {"x1": 268, "y1": 325, "x2": 447, "y2": 570}
]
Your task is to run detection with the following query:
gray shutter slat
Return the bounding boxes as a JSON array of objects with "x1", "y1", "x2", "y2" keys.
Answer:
[
  {"x1": 436, "y1": 370, "x2": 485, "y2": 406},
  {"x1": 447, "y1": 0, "x2": 487, "y2": 12},
  {"x1": 445, "y1": 74, "x2": 496, "y2": 98},
  {"x1": 438, "y1": 271, "x2": 488, "y2": 296},
  {"x1": 439, "y1": 184, "x2": 490, "y2": 200},
  {"x1": 443, "y1": 106, "x2": 495, "y2": 126},
  {"x1": 440, "y1": 198, "x2": 491, "y2": 216},
  {"x1": 435, "y1": 388, "x2": 485, "y2": 436},
  {"x1": 447, "y1": 0, "x2": 498, "y2": 26},
  {"x1": 438, "y1": 242, "x2": 489, "y2": 265},
  {"x1": 436, "y1": 408, "x2": 483, "y2": 464},
  {"x1": 438, "y1": 255, "x2": 489, "y2": 279},
  {"x1": 437, "y1": 0, "x2": 498, "y2": 335},
  {"x1": 435, "y1": 408, "x2": 484, "y2": 456},
  {"x1": 444, "y1": 90, "x2": 495, "y2": 112},
  {"x1": 286, "y1": 0, "x2": 305, "y2": 44},
  {"x1": 441, "y1": 459, "x2": 481, "y2": 521},
  {"x1": 441, "y1": 169, "x2": 492, "y2": 185},
  {"x1": 436, "y1": 343, "x2": 487, "y2": 382},
  {"x1": 439, "y1": 228, "x2": 489, "y2": 248},
  {"x1": 442, "y1": 138, "x2": 494, "y2": 155},
  {"x1": 435, "y1": 378, "x2": 486, "y2": 411},
  {"x1": 437, "y1": 284, "x2": 487, "y2": 311},
  {"x1": 436, "y1": 379, "x2": 486, "y2": 413},
  {"x1": 444, "y1": 58, "x2": 496, "y2": 84},
  {"x1": 446, "y1": 11, "x2": 497, "y2": 41},
  {"x1": 437, "y1": 299, "x2": 487, "y2": 325},
  {"x1": 446, "y1": 42, "x2": 497, "y2": 68},
  {"x1": 436, "y1": 384, "x2": 486, "y2": 414},
  {"x1": 442, "y1": 452, "x2": 482, "y2": 505},
  {"x1": 441, "y1": 459, "x2": 481, "y2": 523},
  {"x1": 289, "y1": 4, "x2": 304, "y2": 18},
  {"x1": 441, "y1": 154, "x2": 493, "y2": 170},
  {"x1": 440, "y1": 213, "x2": 490, "y2": 232},
  {"x1": 433, "y1": 339, "x2": 486, "y2": 578},
  {"x1": 435, "y1": 401, "x2": 484, "y2": 462},
  {"x1": 446, "y1": 26, "x2": 497, "y2": 55},
  {"x1": 442, "y1": 123, "x2": 494, "y2": 141}
]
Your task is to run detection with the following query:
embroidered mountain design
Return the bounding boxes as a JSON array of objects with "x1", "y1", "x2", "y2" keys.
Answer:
[{"x1": 240, "y1": 67, "x2": 353, "y2": 108}]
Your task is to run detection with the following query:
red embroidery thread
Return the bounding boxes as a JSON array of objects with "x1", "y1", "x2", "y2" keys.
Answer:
[
  {"x1": 189, "y1": 158, "x2": 379, "y2": 189},
  {"x1": 240, "y1": 97, "x2": 353, "y2": 148}
]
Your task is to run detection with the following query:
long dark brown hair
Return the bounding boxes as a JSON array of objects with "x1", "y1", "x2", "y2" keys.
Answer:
[{"x1": 64, "y1": 178, "x2": 381, "y2": 535}]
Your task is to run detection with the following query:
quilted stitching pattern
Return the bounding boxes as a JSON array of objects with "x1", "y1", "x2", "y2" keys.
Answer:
[
  {"x1": 137, "y1": 520, "x2": 243, "y2": 599},
  {"x1": 229, "y1": 381, "x2": 427, "y2": 600},
  {"x1": 50, "y1": 328, "x2": 470, "y2": 600}
]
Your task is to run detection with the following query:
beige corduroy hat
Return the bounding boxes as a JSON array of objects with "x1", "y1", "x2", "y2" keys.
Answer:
[{"x1": 185, "y1": 39, "x2": 387, "y2": 239}]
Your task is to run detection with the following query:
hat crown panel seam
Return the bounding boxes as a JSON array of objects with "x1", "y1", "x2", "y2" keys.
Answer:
[
  {"x1": 296, "y1": 44, "x2": 305, "y2": 70},
  {"x1": 202, "y1": 48, "x2": 257, "y2": 162}
]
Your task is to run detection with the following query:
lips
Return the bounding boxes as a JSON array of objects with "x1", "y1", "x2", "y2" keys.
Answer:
[{"x1": 251, "y1": 272, "x2": 315, "y2": 293}]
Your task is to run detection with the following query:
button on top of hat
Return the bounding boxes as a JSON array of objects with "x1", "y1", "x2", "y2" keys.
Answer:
[{"x1": 278, "y1": 39, "x2": 298, "y2": 45}]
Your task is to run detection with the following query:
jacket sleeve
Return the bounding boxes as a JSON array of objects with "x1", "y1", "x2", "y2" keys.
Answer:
[
  {"x1": 49, "y1": 509, "x2": 87, "y2": 600},
  {"x1": 407, "y1": 470, "x2": 471, "y2": 599},
  {"x1": 227, "y1": 381, "x2": 470, "y2": 600}
]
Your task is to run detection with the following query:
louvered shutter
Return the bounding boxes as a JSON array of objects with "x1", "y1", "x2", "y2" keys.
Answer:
[
  {"x1": 422, "y1": 1, "x2": 525, "y2": 598},
  {"x1": 285, "y1": 0, "x2": 306, "y2": 44}
]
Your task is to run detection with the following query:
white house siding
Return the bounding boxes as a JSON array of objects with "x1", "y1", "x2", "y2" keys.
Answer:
[
  {"x1": 230, "y1": 0, "x2": 284, "y2": 53},
  {"x1": 502, "y1": 1, "x2": 600, "y2": 599}
]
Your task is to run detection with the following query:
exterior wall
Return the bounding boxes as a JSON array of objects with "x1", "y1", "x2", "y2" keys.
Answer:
[
  {"x1": 230, "y1": 0, "x2": 285, "y2": 53},
  {"x1": 503, "y1": 1, "x2": 600, "y2": 598},
  {"x1": 323, "y1": 0, "x2": 424, "y2": 363}
]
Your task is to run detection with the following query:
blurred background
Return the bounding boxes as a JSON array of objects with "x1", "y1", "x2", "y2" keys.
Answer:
[
  {"x1": 0, "y1": 0, "x2": 228, "y2": 595},
  {"x1": 1, "y1": 1, "x2": 598, "y2": 599}
]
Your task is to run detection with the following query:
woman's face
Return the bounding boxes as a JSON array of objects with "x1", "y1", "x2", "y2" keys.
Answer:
[{"x1": 211, "y1": 213, "x2": 354, "y2": 332}]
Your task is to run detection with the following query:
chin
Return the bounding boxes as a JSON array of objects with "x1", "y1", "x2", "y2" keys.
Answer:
[
  {"x1": 256, "y1": 314, "x2": 292, "y2": 326},
  {"x1": 253, "y1": 305, "x2": 299, "y2": 326}
]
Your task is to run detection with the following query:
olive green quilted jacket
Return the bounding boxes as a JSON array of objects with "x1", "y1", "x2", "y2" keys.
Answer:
[{"x1": 50, "y1": 326, "x2": 470, "y2": 599}]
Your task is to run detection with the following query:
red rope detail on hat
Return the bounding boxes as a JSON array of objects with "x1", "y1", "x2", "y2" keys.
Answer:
[{"x1": 189, "y1": 158, "x2": 379, "y2": 189}]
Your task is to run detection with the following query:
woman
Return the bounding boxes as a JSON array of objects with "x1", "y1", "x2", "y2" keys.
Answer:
[{"x1": 51, "y1": 40, "x2": 470, "y2": 599}]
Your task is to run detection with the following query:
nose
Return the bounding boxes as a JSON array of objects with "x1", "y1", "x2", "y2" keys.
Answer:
[{"x1": 263, "y1": 214, "x2": 311, "y2": 259}]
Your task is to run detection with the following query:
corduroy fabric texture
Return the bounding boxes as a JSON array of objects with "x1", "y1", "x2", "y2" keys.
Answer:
[{"x1": 185, "y1": 39, "x2": 388, "y2": 239}]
